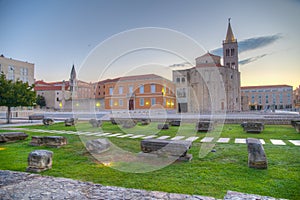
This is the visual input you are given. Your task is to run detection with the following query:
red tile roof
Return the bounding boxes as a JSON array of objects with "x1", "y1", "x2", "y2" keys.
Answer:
[{"x1": 241, "y1": 85, "x2": 293, "y2": 90}]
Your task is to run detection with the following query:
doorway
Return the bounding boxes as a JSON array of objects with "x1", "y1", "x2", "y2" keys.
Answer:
[{"x1": 129, "y1": 99, "x2": 134, "y2": 110}]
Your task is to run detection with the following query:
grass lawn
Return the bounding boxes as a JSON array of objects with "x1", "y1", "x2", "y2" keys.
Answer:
[{"x1": 0, "y1": 122, "x2": 299, "y2": 199}]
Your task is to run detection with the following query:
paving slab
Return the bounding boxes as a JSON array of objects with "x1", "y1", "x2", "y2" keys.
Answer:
[
  {"x1": 171, "y1": 136, "x2": 185, "y2": 140},
  {"x1": 143, "y1": 135, "x2": 157, "y2": 139},
  {"x1": 130, "y1": 135, "x2": 145, "y2": 139},
  {"x1": 217, "y1": 138, "x2": 230, "y2": 143},
  {"x1": 288, "y1": 140, "x2": 300, "y2": 146},
  {"x1": 270, "y1": 139, "x2": 286, "y2": 145},
  {"x1": 156, "y1": 136, "x2": 171, "y2": 140},
  {"x1": 235, "y1": 138, "x2": 246, "y2": 144},
  {"x1": 117, "y1": 134, "x2": 134, "y2": 138},
  {"x1": 185, "y1": 136, "x2": 199, "y2": 142},
  {"x1": 259, "y1": 139, "x2": 265, "y2": 145},
  {"x1": 106, "y1": 133, "x2": 122, "y2": 137},
  {"x1": 201, "y1": 137, "x2": 214, "y2": 142}
]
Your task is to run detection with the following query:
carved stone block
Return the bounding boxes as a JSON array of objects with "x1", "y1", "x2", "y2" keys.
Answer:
[
  {"x1": 89, "y1": 119, "x2": 102, "y2": 127},
  {"x1": 242, "y1": 122, "x2": 264, "y2": 133},
  {"x1": 0, "y1": 132, "x2": 28, "y2": 143},
  {"x1": 246, "y1": 138, "x2": 267, "y2": 169},
  {"x1": 27, "y1": 150, "x2": 53, "y2": 172},
  {"x1": 30, "y1": 136, "x2": 67, "y2": 148},
  {"x1": 43, "y1": 118, "x2": 54, "y2": 126},
  {"x1": 157, "y1": 124, "x2": 169, "y2": 130},
  {"x1": 196, "y1": 121, "x2": 213, "y2": 132}
]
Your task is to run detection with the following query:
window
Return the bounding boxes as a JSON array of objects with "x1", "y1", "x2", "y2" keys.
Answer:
[
  {"x1": 129, "y1": 85, "x2": 133, "y2": 94},
  {"x1": 226, "y1": 49, "x2": 230, "y2": 56},
  {"x1": 119, "y1": 86, "x2": 123, "y2": 94},
  {"x1": 231, "y1": 62, "x2": 235, "y2": 69},
  {"x1": 98, "y1": 92, "x2": 100, "y2": 95},
  {"x1": 231, "y1": 48, "x2": 235, "y2": 56},
  {"x1": 20, "y1": 67, "x2": 29, "y2": 83},
  {"x1": 140, "y1": 98, "x2": 144, "y2": 106},
  {"x1": 7, "y1": 66, "x2": 14, "y2": 81},
  {"x1": 151, "y1": 84, "x2": 156, "y2": 93},
  {"x1": 181, "y1": 77, "x2": 185, "y2": 83},
  {"x1": 251, "y1": 95, "x2": 255, "y2": 104},
  {"x1": 109, "y1": 99, "x2": 113, "y2": 107},
  {"x1": 176, "y1": 77, "x2": 180, "y2": 83},
  {"x1": 151, "y1": 98, "x2": 156, "y2": 105},
  {"x1": 119, "y1": 99, "x2": 123, "y2": 106},
  {"x1": 109, "y1": 87, "x2": 113, "y2": 95},
  {"x1": 278, "y1": 95, "x2": 283, "y2": 104},
  {"x1": 139, "y1": 85, "x2": 144, "y2": 94},
  {"x1": 266, "y1": 95, "x2": 269, "y2": 104},
  {"x1": 226, "y1": 63, "x2": 230, "y2": 67},
  {"x1": 258, "y1": 95, "x2": 262, "y2": 104}
]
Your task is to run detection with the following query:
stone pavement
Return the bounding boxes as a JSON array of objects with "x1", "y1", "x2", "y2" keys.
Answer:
[
  {"x1": 0, "y1": 170, "x2": 214, "y2": 200},
  {"x1": 0, "y1": 170, "x2": 286, "y2": 200},
  {"x1": 2, "y1": 127, "x2": 299, "y2": 147}
]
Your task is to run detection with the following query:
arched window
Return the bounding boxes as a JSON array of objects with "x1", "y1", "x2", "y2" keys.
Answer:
[
  {"x1": 231, "y1": 48, "x2": 235, "y2": 56},
  {"x1": 226, "y1": 49, "x2": 230, "y2": 56}
]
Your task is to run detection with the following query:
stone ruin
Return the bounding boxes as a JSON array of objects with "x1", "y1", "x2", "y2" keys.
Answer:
[
  {"x1": 28, "y1": 114, "x2": 44, "y2": 120},
  {"x1": 65, "y1": 118, "x2": 77, "y2": 126},
  {"x1": 89, "y1": 119, "x2": 102, "y2": 128},
  {"x1": 110, "y1": 118, "x2": 137, "y2": 128},
  {"x1": 43, "y1": 118, "x2": 54, "y2": 126},
  {"x1": 140, "y1": 118, "x2": 151, "y2": 125},
  {"x1": 291, "y1": 120, "x2": 300, "y2": 133},
  {"x1": 295, "y1": 122, "x2": 300, "y2": 133},
  {"x1": 140, "y1": 139, "x2": 192, "y2": 162},
  {"x1": 196, "y1": 121, "x2": 213, "y2": 132},
  {"x1": 169, "y1": 120, "x2": 181, "y2": 126},
  {"x1": 246, "y1": 138, "x2": 268, "y2": 169},
  {"x1": 241, "y1": 122, "x2": 264, "y2": 133},
  {"x1": 0, "y1": 132, "x2": 28, "y2": 143},
  {"x1": 85, "y1": 138, "x2": 111, "y2": 154},
  {"x1": 26, "y1": 150, "x2": 53, "y2": 172},
  {"x1": 291, "y1": 119, "x2": 300, "y2": 128},
  {"x1": 157, "y1": 123, "x2": 169, "y2": 130},
  {"x1": 121, "y1": 120, "x2": 137, "y2": 128},
  {"x1": 29, "y1": 136, "x2": 67, "y2": 148}
]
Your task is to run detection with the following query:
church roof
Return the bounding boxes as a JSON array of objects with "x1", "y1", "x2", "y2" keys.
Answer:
[{"x1": 224, "y1": 19, "x2": 236, "y2": 43}]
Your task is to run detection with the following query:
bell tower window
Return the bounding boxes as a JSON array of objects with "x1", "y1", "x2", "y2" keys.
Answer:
[{"x1": 231, "y1": 48, "x2": 235, "y2": 56}]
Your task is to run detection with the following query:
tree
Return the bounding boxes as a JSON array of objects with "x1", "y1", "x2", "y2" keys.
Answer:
[
  {"x1": 36, "y1": 94, "x2": 46, "y2": 108},
  {"x1": 0, "y1": 73, "x2": 36, "y2": 123}
]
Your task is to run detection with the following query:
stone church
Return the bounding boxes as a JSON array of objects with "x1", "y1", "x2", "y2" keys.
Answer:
[{"x1": 173, "y1": 20, "x2": 241, "y2": 113}]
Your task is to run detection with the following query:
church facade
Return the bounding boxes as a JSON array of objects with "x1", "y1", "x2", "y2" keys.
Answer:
[{"x1": 173, "y1": 20, "x2": 241, "y2": 113}]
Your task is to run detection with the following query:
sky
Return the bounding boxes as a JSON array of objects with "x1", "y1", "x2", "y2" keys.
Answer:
[{"x1": 0, "y1": 0, "x2": 299, "y2": 88}]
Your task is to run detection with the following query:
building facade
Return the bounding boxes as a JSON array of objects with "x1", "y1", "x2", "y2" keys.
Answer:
[
  {"x1": 172, "y1": 20, "x2": 241, "y2": 113},
  {"x1": 35, "y1": 65, "x2": 94, "y2": 110},
  {"x1": 241, "y1": 85, "x2": 293, "y2": 111},
  {"x1": 35, "y1": 80, "x2": 71, "y2": 110},
  {"x1": 293, "y1": 85, "x2": 300, "y2": 110},
  {"x1": 0, "y1": 54, "x2": 35, "y2": 85},
  {"x1": 104, "y1": 74, "x2": 176, "y2": 111}
]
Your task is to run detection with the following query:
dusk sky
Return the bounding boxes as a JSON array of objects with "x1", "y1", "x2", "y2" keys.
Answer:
[{"x1": 0, "y1": 0, "x2": 299, "y2": 88}]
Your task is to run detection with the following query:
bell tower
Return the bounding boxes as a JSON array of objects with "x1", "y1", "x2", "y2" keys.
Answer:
[
  {"x1": 69, "y1": 64, "x2": 76, "y2": 92},
  {"x1": 223, "y1": 18, "x2": 239, "y2": 71}
]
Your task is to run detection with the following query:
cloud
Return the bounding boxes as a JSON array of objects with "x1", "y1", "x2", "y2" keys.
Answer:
[
  {"x1": 239, "y1": 54, "x2": 268, "y2": 65},
  {"x1": 169, "y1": 62, "x2": 193, "y2": 68},
  {"x1": 211, "y1": 34, "x2": 283, "y2": 56}
]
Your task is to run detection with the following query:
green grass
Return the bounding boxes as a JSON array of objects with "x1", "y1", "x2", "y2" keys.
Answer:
[{"x1": 1, "y1": 123, "x2": 300, "y2": 199}]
